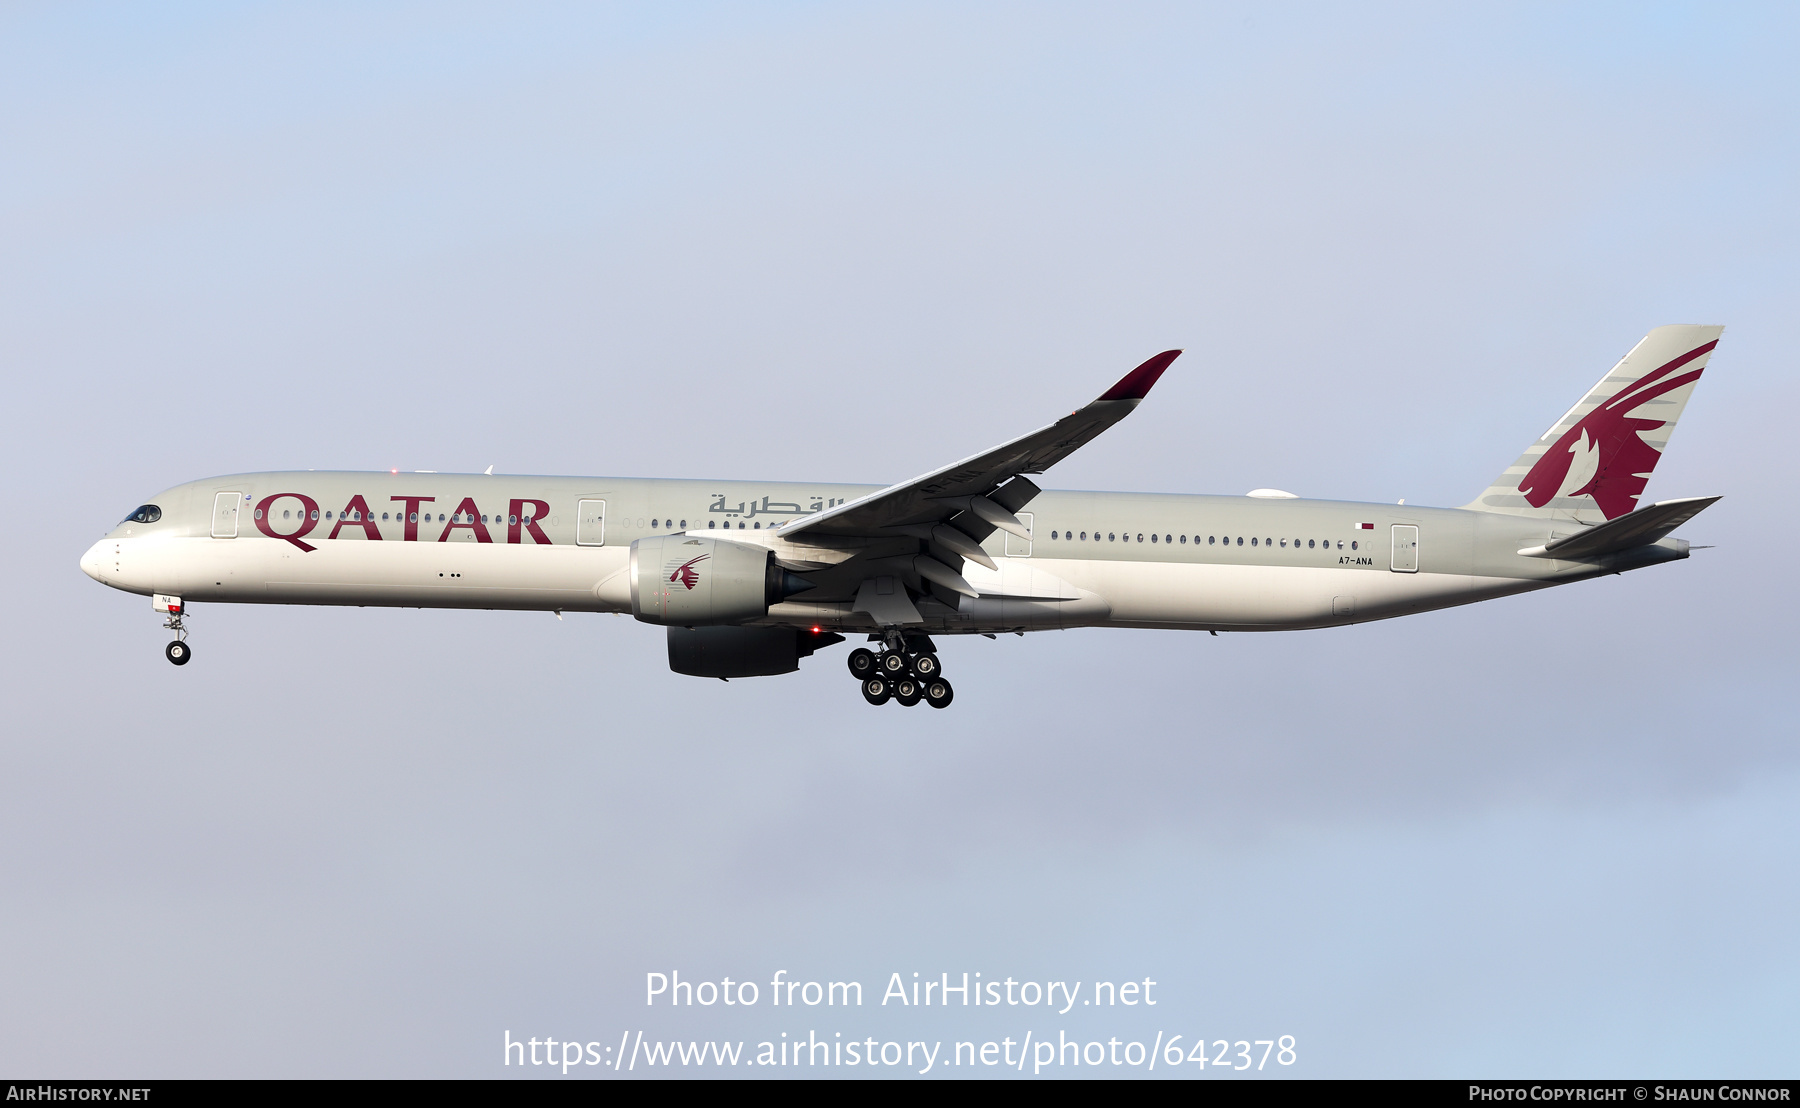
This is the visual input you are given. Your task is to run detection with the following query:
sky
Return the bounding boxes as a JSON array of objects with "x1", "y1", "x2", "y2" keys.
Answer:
[{"x1": 2, "y1": 1, "x2": 1797, "y2": 1079}]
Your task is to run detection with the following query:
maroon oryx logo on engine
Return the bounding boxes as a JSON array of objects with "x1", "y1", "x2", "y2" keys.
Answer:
[{"x1": 670, "y1": 554, "x2": 710, "y2": 590}]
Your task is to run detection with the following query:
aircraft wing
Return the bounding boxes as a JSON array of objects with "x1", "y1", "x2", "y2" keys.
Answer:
[{"x1": 776, "y1": 350, "x2": 1181, "y2": 542}]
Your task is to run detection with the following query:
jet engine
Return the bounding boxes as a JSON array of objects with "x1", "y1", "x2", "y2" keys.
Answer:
[
  {"x1": 630, "y1": 534, "x2": 814, "y2": 626},
  {"x1": 667, "y1": 626, "x2": 845, "y2": 679}
]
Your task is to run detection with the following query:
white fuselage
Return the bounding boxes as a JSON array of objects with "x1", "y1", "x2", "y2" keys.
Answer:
[{"x1": 82, "y1": 471, "x2": 1633, "y2": 637}]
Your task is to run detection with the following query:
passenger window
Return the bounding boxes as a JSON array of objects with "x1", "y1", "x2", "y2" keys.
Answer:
[
  {"x1": 1080, "y1": 531, "x2": 1087, "y2": 540},
  {"x1": 1251, "y1": 537, "x2": 1257, "y2": 546},
  {"x1": 1108, "y1": 533, "x2": 1115, "y2": 541},
  {"x1": 1208, "y1": 536, "x2": 1214, "y2": 545},
  {"x1": 1180, "y1": 534, "x2": 1187, "y2": 543},
  {"x1": 1236, "y1": 537, "x2": 1243, "y2": 546},
  {"x1": 1150, "y1": 533, "x2": 1157, "y2": 543},
  {"x1": 313, "y1": 510, "x2": 320, "y2": 520},
  {"x1": 754, "y1": 522, "x2": 761, "y2": 529},
  {"x1": 1136, "y1": 533, "x2": 1143, "y2": 543},
  {"x1": 1352, "y1": 540, "x2": 1359, "y2": 550},
  {"x1": 680, "y1": 520, "x2": 687, "y2": 529},
  {"x1": 708, "y1": 520, "x2": 716, "y2": 529},
  {"x1": 1051, "y1": 530, "x2": 1058, "y2": 539}
]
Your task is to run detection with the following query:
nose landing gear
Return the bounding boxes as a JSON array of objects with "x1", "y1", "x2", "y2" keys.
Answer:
[{"x1": 156, "y1": 594, "x2": 191, "y2": 666}]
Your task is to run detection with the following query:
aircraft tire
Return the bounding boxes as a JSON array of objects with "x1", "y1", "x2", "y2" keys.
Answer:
[
  {"x1": 924, "y1": 678, "x2": 953, "y2": 709},
  {"x1": 861, "y1": 678, "x2": 893, "y2": 706},
  {"x1": 911, "y1": 652, "x2": 941, "y2": 679},
  {"x1": 894, "y1": 678, "x2": 923, "y2": 707},
  {"x1": 166, "y1": 640, "x2": 191, "y2": 666},
  {"x1": 847, "y1": 648, "x2": 877, "y2": 679},
  {"x1": 879, "y1": 651, "x2": 909, "y2": 677}
]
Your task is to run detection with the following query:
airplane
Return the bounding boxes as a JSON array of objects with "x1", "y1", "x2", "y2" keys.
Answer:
[{"x1": 81, "y1": 325, "x2": 1723, "y2": 708}]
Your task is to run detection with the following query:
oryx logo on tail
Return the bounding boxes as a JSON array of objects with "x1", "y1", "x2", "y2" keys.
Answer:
[
  {"x1": 1468, "y1": 325, "x2": 1723, "y2": 523},
  {"x1": 1517, "y1": 340, "x2": 1715, "y2": 520},
  {"x1": 670, "y1": 554, "x2": 709, "y2": 590}
]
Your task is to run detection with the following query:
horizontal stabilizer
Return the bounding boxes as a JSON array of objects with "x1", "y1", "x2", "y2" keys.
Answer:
[{"x1": 1519, "y1": 496, "x2": 1720, "y2": 559}]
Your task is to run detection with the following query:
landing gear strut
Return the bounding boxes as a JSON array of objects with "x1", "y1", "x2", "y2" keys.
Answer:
[
  {"x1": 158, "y1": 595, "x2": 191, "y2": 666},
  {"x1": 852, "y1": 633, "x2": 952, "y2": 707}
]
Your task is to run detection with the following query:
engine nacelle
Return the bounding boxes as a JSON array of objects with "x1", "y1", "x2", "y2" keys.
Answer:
[
  {"x1": 630, "y1": 534, "x2": 812, "y2": 626},
  {"x1": 667, "y1": 626, "x2": 845, "y2": 679}
]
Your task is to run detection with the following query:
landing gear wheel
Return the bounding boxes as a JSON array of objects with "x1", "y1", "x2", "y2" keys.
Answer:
[
  {"x1": 894, "y1": 678, "x2": 923, "y2": 707},
  {"x1": 924, "y1": 678, "x2": 953, "y2": 709},
  {"x1": 847, "y1": 648, "x2": 877, "y2": 679},
  {"x1": 879, "y1": 651, "x2": 910, "y2": 677},
  {"x1": 911, "y1": 652, "x2": 941, "y2": 679},
  {"x1": 861, "y1": 678, "x2": 893, "y2": 706},
  {"x1": 165, "y1": 640, "x2": 192, "y2": 666}
]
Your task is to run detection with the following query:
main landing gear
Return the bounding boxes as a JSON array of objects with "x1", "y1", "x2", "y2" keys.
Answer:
[{"x1": 846, "y1": 636, "x2": 953, "y2": 708}]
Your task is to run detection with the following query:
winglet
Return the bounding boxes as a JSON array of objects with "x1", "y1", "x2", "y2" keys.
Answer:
[{"x1": 1097, "y1": 349, "x2": 1182, "y2": 402}]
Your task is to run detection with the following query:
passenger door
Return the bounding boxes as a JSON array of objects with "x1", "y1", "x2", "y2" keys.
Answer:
[
  {"x1": 1005, "y1": 511, "x2": 1034, "y2": 557},
  {"x1": 576, "y1": 499, "x2": 607, "y2": 546},
  {"x1": 211, "y1": 492, "x2": 241, "y2": 538},
  {"x1": 1390, "y1": 525, "x2": 1418, "y2": 572}
]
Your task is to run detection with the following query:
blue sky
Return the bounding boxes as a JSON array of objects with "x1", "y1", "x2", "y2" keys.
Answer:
[{"x1": 2, "y1": 2, "x2": 1796, "y2": 1077}]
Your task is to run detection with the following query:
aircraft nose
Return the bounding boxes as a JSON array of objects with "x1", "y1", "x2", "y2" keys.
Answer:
[{"x1": 80, "y1": 539, "x2": 107, "y2": 583}]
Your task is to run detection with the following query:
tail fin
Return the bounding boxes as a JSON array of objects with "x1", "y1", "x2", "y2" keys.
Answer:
[{"x1": 1466, "y1": 325, "x2": 1723, "y2": 523}]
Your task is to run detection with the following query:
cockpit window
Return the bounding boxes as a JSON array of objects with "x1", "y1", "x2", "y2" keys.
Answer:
[{"x1": 123, "y1": 504, "x2": 162, "y2": 524}]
